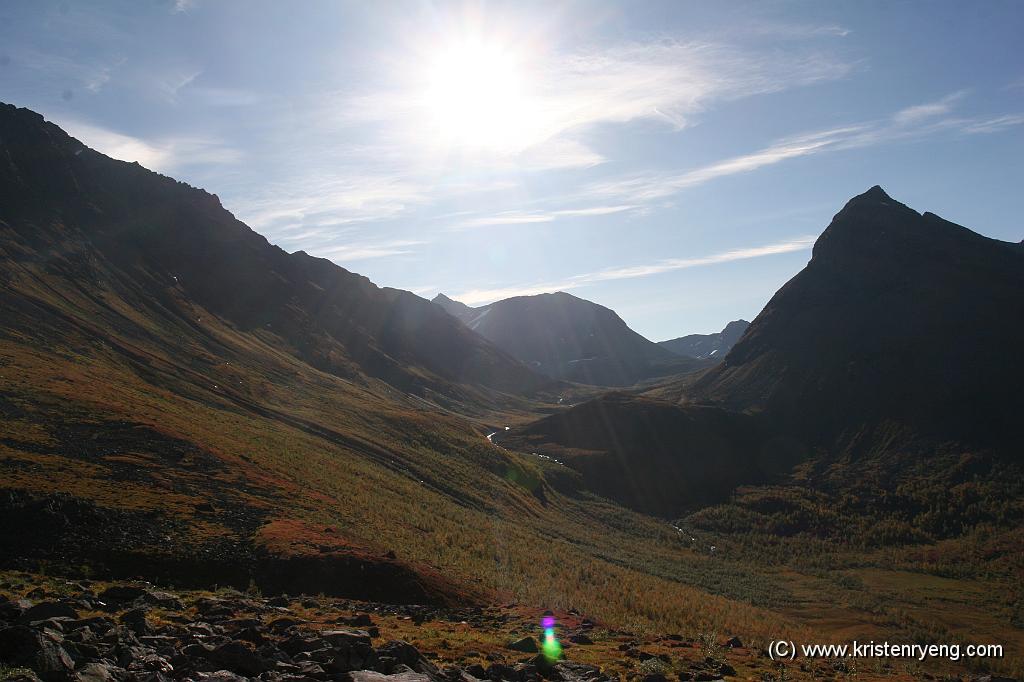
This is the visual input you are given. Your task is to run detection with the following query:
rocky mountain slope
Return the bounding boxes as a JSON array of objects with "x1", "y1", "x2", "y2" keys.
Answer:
[
  {"x1": 431, "y1": 292, "x2": 709, "y2": 387},
  {"x1": 685, "y1": 186, "x2": 1024, "y2": 454},
  {"x1": 658, "y1": 320, "x2": 749, "y2": 359},
  {"x1": 505, "y1": 187, "x2": 1024, "y2": 518}
]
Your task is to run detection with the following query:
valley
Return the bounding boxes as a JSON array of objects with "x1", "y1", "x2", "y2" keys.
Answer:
[{"x1": 1, "y1": 101, "x2": 1023, "y2": 682}]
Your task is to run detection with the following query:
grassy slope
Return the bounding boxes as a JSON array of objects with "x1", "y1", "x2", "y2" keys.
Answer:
[
  {"x1": 4, "y1": 263, "x2": 1022, "y2": 677},
  {"x1": 0, "y1": 214, "x2": 808, "y2": 644}
]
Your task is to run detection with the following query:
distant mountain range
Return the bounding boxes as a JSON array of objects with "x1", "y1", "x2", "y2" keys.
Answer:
[
  {"x1": 504, "y1": 186, "x2": 1024, "y2": 517},
  {"x1": 432, "y1": 291, "x2": 710, "y2": 386},
  {"x1": 658, "y1": 319, "x2": 750, "y2": 359}
]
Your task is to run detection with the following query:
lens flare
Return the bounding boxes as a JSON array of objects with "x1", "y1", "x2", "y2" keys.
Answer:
[{"x1": 541, "y1": 614, "x2": 562, "y2": 661}]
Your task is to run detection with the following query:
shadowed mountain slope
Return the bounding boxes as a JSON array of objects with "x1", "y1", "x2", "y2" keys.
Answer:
[
  {"x1": 508, "y1": 187, "x2": 1024, "y2": 518},
  {"x1": 0, "y1": 103, "x2": 550, "y2": 406},
  {"x1": 432, "y1": 291, "x2": 710, "y2": 386},
  {"x1": 499, "y1": 392, "x2": 802, "y2": 517},
  {"x1": 685, "y1": 185, "x2": 1024, "y2": 453},
  {"x1": 658, "y1": 320, "x2": 750, "y2": 359}
]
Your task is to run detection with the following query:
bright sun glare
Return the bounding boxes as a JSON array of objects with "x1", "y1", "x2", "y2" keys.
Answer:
[{"x1": 421, "y1": 38, "x2": 537, "y2": 154}]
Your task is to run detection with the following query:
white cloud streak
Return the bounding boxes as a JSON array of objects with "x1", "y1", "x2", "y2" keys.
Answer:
[
  {"x1": 455, "y1": 204, "x2": 636, "y2": 228},
  {"x1": 307, "y1": 239, "x2": 426, "y2": 262},
  {"x1": 58, "y1": 118, "x2": 240, "y2": 172},
  {"x1": 451, "y1": 235, "x2": 816, "y2": 305},
  {"x1": 892, "y1": 90, "x2": 967, "y2": 125},
  {"x1": 573, "y1": 96, "x2": 1024, "y2": 207}
]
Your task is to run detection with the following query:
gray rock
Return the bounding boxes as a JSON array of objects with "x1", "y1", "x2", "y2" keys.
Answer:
[
  {"x1": 506, "y1": 637, "x2": 537, "y2": 653},
  {"x1": 322, "y1": 629, "x2": 373, "y2": 647},
  {"x1": 349, "y1": 672, "x2": 432, "y2": 682}
]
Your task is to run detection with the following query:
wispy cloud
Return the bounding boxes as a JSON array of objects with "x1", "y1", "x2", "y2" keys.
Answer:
[
  {"x1": 455, "y1": 204, "x2": 636, "y2": 228},
  {"x1": 58, "y1": 118, "x2": 240, "y2": 172},
  {"x1": 237, "y1": 174, "x2": 429, "y2": 233},
  {"x1": 306, "y1": 239, "x2": 425, "y2": 262},
  {"x1": 573, "y1": 94, "x2": 1024, "y2": 207},
  {"x1": 892, "y1": 90, "x2": 967, "y2": 125},
  {"x1": 962, "y1": 114, "x2": 1024, "y2": 134},
  {"x1": 342, "y1": 37, "x2": 853, "y2": 172},
  {"x1": 451, "y1": 235, "x2": 816, "y2": 305}
]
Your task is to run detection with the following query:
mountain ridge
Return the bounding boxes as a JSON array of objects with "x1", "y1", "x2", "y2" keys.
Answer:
[
  {"x1": 431, "y1": 290, "x2": 711, "y2": 386},
  {"x1": 658, "y1": 319, "x2": 750, "y2": 359}
]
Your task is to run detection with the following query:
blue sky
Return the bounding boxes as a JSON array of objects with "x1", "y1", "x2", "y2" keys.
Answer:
[{"x1": 1, "y1": 1, "x2": 1022, "y2": 340}]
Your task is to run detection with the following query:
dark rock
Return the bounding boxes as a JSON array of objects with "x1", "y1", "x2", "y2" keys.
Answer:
[
  {"x1": 723, "y1": 636, "x2": 742, "y2": 649},
  {"x1": 280, "y1": 634, "x2": 325, "y2": 656},
  {"x1": 236, "y1": 626, "x2": 267, "y2": 645},
  {"x1": 119, "y1": 607, "x2": 150, "y2": 635},
  {"x1": 269, "y1": 617, "x2": 305, "y2": 632},
  {"x1": 195, "y1": 598, "x2": 235, "y2": 619},
  {"x1": 19, "y1": 602, "x2": 79, "y2": 623},
  {"x1": 0, "y1": 625, "x2": 75, "y2": 681},
  {"x1": 375, "y1": 641, "x2": 437, "y2": 676},
  {"x1": 568, "y1": 634, "x2": 592, "y2": 645},
  {"x1": 718, "y1": 662, "x2": 736, "y2": 677},
  {"x1": 96, "y1": 586, "x2": 148, "y2": 604},
  {"x1": 208, "y1": 640, "x2": 273, "y2": 676},
  {"x1": 267, "y1": 596, "x2": 290, "y2": 608},
  {"x1": 485, "y1": 663, "x2": 518, "y2": 681},
  {"x1": 143, "y1": 592, "x2": 184, "y2": 610},
  {"x1": 507, "y1": 637, "x2": 538, "y2": 653},
  {"x1": 642, "y1": 675, "x2": 668, "y2": 682}
]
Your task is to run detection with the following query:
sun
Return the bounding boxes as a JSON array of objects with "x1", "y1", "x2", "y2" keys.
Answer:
[{"x1": 420, "y1": 38, "x2": 537, "y2": 154}]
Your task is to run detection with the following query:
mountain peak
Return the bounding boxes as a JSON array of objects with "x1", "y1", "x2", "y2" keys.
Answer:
[{"x1": 859, "y1": 184, "x2": 892, "y2": 201}]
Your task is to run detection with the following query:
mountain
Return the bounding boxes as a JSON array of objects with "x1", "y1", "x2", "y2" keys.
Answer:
[
  {"x1": 431, "y1": 291, "x2": 710, "y2": 386},
  {"x1": 0, "y1": 103, "x2": 641, "y2": 604},
  {"x1": 0, "y1": 104, "x2": 552, "y2": 409},
  {"x1": 686, "y1": 185, "x2": 1024, "y2": 453},
  {"x1": 658, "y1": 319, "x2": 750, "y2": 359},
  {"x1": 506, "y1": 187, "x2": 1024, "y2": 518}
]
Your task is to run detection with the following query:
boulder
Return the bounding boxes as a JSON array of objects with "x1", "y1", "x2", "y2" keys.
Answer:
[
  {"x1": 97, "y1": 586, "x2": 149, "y2": 604},
  {"x1": 507, "y1": 637, "x2": 538, "y2": 653},
  {"x1": 119, "y1": 608, "x2": 150, "y2": 636},
  {"x1": 19, "y1": 602, "x2": 79, "y2": 623},
  {"x1": 349, "y1": 672, "x2": 432, "y2": 682},
  {"x1": 375, "y1": 641, "x2": 438, "y2": 676},
  {"x1": 207, "y1": 640, "x2": 272, "y2": 676},
  {"x1": 0, "y1": 625, "x2": 75, "y2": 681}
]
